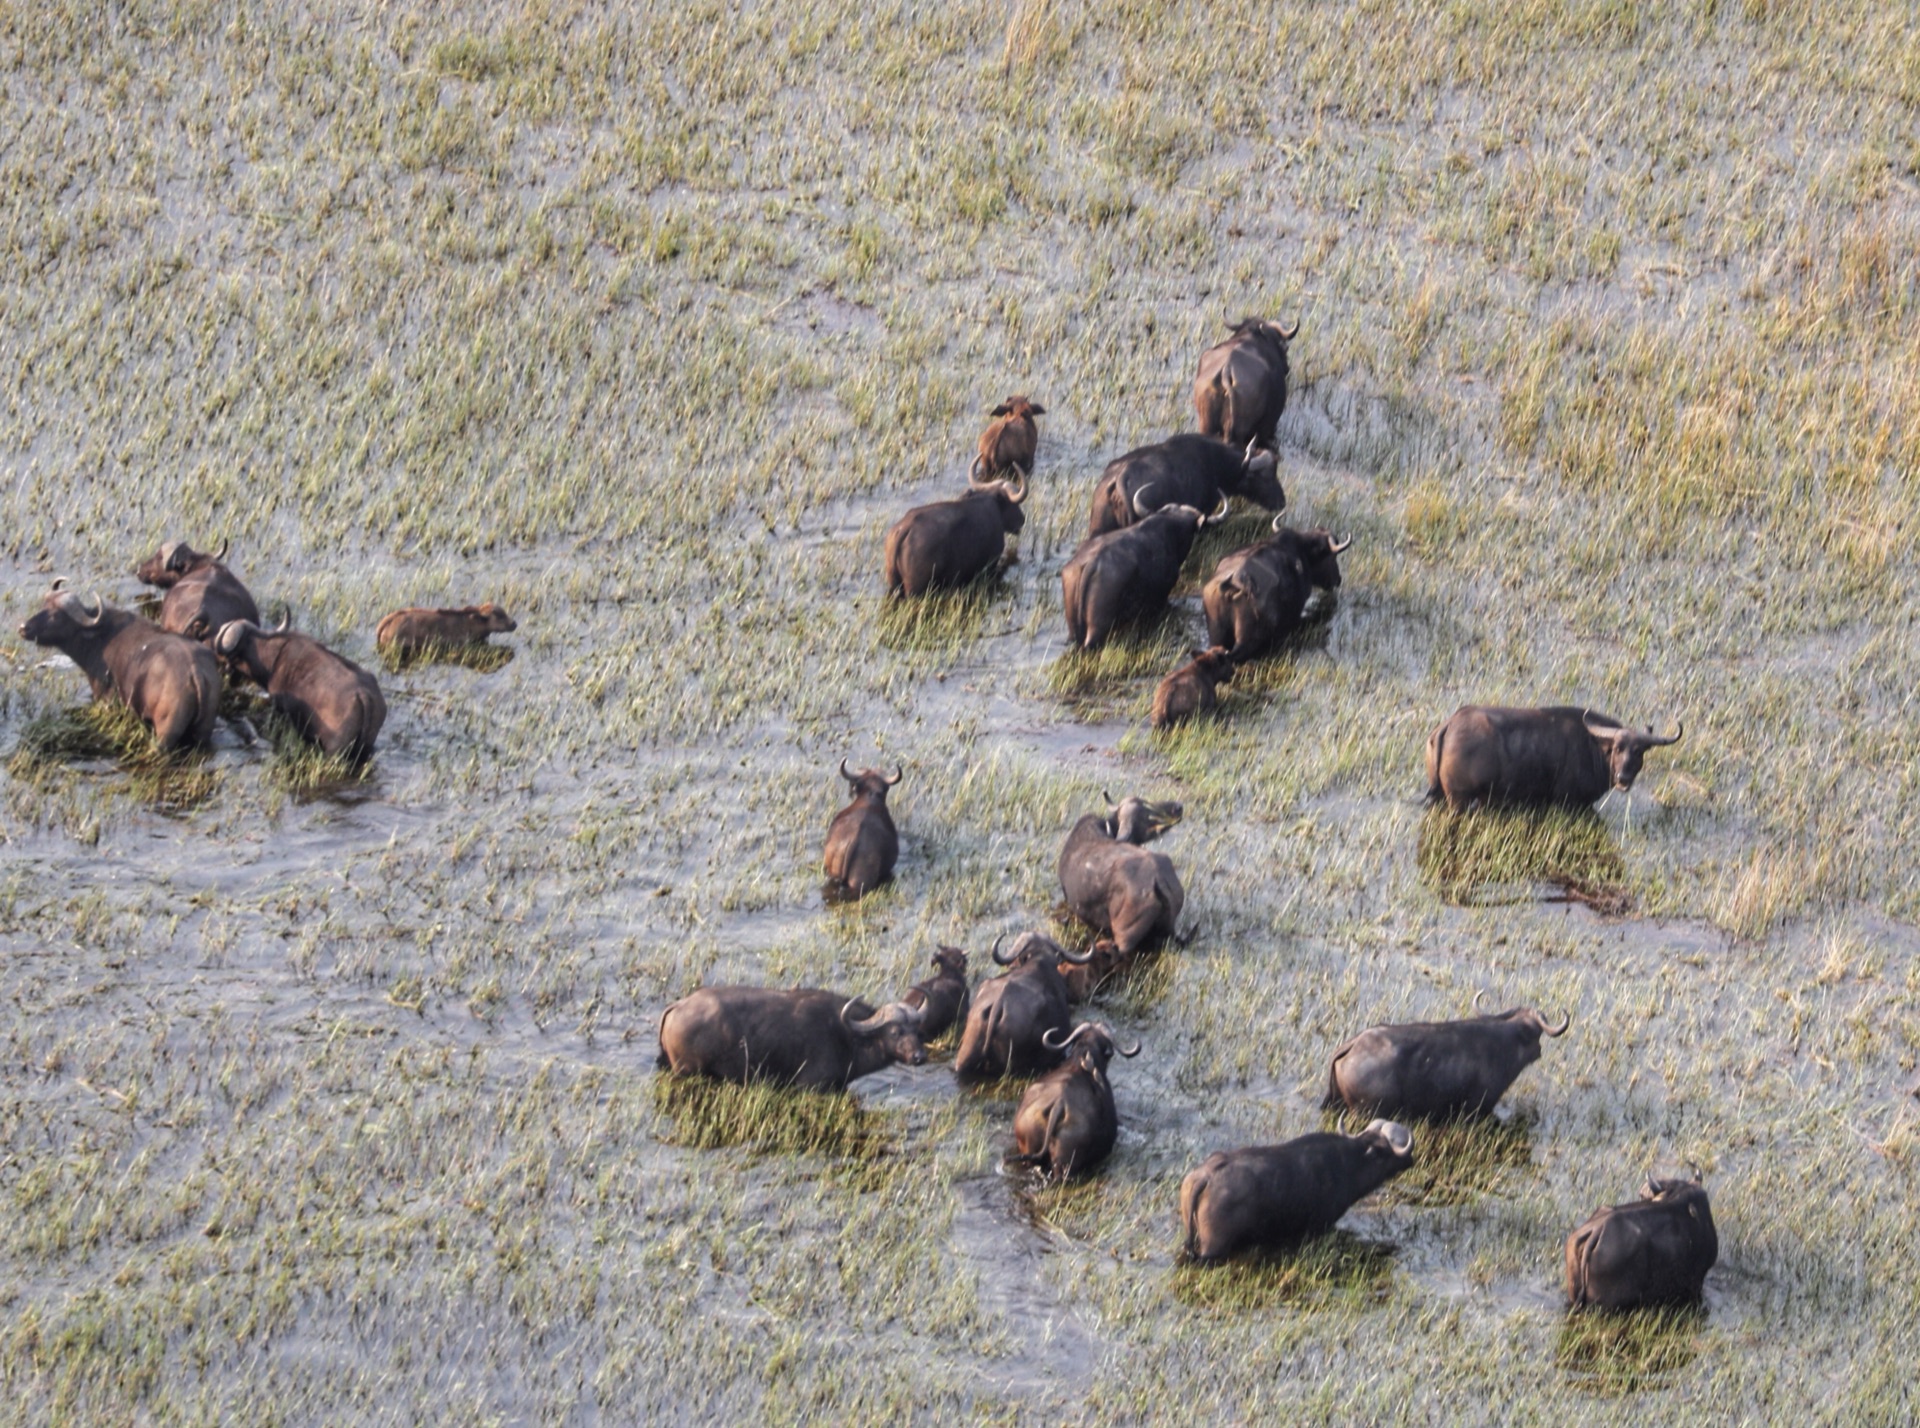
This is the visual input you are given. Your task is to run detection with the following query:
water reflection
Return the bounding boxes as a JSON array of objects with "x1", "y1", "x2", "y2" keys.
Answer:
[{"x1": 1417, "y1": 805, "x2": 1628, "y2": 911}]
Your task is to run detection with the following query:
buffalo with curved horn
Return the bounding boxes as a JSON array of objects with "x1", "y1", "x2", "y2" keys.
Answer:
[
  {"x1": 656, "y1": 985, "x2": 927, "y2": 1091},
  {"x1": 1008, "y1": 1021, "x2": 1140, "y2": 1180},
  {"x1": 1058, "y1": 793, "x2": 1186, "y2": 964},
  {"x1": 1425, "y1": 705, "x2": 1683, "y2": 810},
  {"x1": 1202, "y1": 523, "x2": 1350, "y2": 663},
  {"x1": 1324, "y1": 1003, "x2": 1571, "y2": 1120},
  {"x1": 823, "y1": 759, "x2": 903, "y2": 898},
  {"x1": 1565, "y1": 1172, "x2": 1717, "y2": 1310},
  {"x1": 215, "y1": 615, "x2": 386, "y2": 763},
  {"x1": 883, "y1": 469, "x2": 1029, "y2": 597},
  {"x1": 134, "y1": 536, "x2": 261, "y2": 643},
  {"x1": 19, "y1": 584, "x2": 221, "y2": 752},
  {"x1": 1061, "y1": 490, "x2": 1227, "y2": 650},
  {"x1": 1193, "y1": 316, "x2": 1298, "y2": 452},
  {"x1": 953, "y1": 932, "x2": 1093, "y2": 1081},
  {"x1": 1087, "y1": 433, "x2": 1283, "y2": 536},
  {"x1": 1180, "y1": 1119, "x2": 1414, "y2": 1263}
]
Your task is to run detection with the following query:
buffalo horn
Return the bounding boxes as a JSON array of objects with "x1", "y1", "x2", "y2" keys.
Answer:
[
  {"x1": 1005, "y1": 470, "x2": 1029, "y2": 505},
  {"x1": 1542, "y1": 1009, "x2": 1572, "y2": 1036},
  {"x1": 1057, "y1": 943, "x2": 1096, "y2": 966},
  {"x1": 1473, "y1": 988, "x2": 1490, "y2": 1014},
  {"x1": 1132, "y1": 484, "x2": 1158, "y2": 519},
  {"x1": 213, "y1": 537, "x2": 229, "y2": 562},
  {"x1": 840, "y1": 999, "x2": 880, "y2": 1033},
  {"x1": 1115, "y1": 1032, "x2": 1142, "y2": 1057},
  {"x1": 990, "y1": 932, "x2": 1016, "y2": 966},
  {"x1": 838, "y1": 757, "x2": 854, "y2": 782},
  {"x1": 883, "y1": 765, "x2": 903, "y2": 786},
  {"x1": 1328, "y1": 533, "x2": 1353, "y2": 555},
  {"x1": 1271, "y1": 513, "x2": 1287, "y2": 533},
  {"x1": 1279, "y1": 317, "x2": 1300, "y2": 341},
  {"x1": 1041, "y1": 1024, "x2": 1082, "y2": 1050},
  {"x1": 1206, "y1": 492, "x2": 1231, "y2": 524},
  {"x1": 1580, "y1": 710, "x2": 1617, "y2": 739},
  {"x1": 50, "y1": 576, "x2": 68, "y2": 592},
  {"x1": 159, "y1": 540, "x2": 180, "y2": 565},
  {"x1": 1243, "y1": 436, "x2": 1259, "y2": 464},
  {"x1": 77, "y1": 591, "x2": 103, "y2": 626},
  {"x1": 968, "y1": 455, "x2": 988, "y2": 485},
  {"x1": 1365, "y1": 1119, "x2": 1414, "y2": 1156},
  {"x1": 214, "y1": 619, "x2": 254, "y2": 655},
  {"x1": 1646, "y1": 720, "x2": 1684, "y2": 747},
  {"x1": 271, "y1": 606, "x2": 290, "y2": 634}
]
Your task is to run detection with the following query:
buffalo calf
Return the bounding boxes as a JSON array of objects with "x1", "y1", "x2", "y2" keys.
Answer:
[
  {"x1": 1179, "y1": 1120, "x2": 1414, "y2": 1263},
  {"x1": 1565, "y1": 1175, "x2": 1718, "y2": 1310},
  {"x1": 376, "y1": 603, "x2": 516, "y2": 658},
  {"x1": 974, "y1": 395, "x2": 1044, "y2": 479},
  {"x1": 823, "y1": 760, "x2": 901, "y2": 897},
  {"x1": 902, "y1": 946, "x2": 970, "y2": 1041},
  {"x1": 1152, "y1": 647, "x2": 1235, "y2": 729}
]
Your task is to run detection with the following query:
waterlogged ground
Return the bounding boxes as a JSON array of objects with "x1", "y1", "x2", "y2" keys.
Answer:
[{"x1": 3, "y1": 4, "x2": 1919, "y2": 1423}]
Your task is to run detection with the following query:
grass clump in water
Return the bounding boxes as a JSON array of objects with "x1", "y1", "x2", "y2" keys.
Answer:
[
  {"x1": 1171, "y1": 1229, "x2": 1398, "y2": 1312},
  {"x1": 8, "y1": 701, "x2": 218, "y2": 811},
  {"x1": 650, "y1": 1074, "x2": 897, "y2": 1158},
  {"x1": 1416, "y1": 806, "x2": 1628, "y2": 911},
  {"x1": 1554, "y1": 1304, "x2": 1709, "y2": 1396}
]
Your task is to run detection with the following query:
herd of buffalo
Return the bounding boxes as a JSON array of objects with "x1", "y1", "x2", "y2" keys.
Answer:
[
  {"x1": 16, "y1": 320, "x2": 1708, "y2": 1314},
  {"x1": 18, "y1": 538, "x2": 517, "y2": 763},
  {"x1": 660, "y1": 319, "x2": 1711, "y2": 1313}
]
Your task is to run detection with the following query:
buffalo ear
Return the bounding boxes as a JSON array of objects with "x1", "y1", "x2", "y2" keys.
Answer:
[
  {"x1": 989, "y1": 402, "x2": 1011, "y2": 417},
  {"x1": 1028, "y1": 402, "x2": 1045, "y2": 415},
  {"x1": 185, "y1": 616, "x2": 209, "y2": 640}
]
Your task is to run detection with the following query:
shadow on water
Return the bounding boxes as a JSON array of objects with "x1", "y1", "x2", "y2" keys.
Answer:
[
  {"x1": 1555, "y1": 1304, "x2": 1708, "y2": 1396},
  {"x1": 649, "y1": 1073, "x2": 897, "y2": 1160},
  {"x1": 1358, "y1": 1112, "x2": 1537, "y2": 1207},
  {"x1": 1171, "y1": 1230, "x2": 1398, "y2": 1313},
  {"x1": 380, "y1": 643, "x2": 515, "y2": 674},
  {"x1": 876, "y1": 572, "x2": 1015, "y2": 652},
  {"x1": 1417, "y1": 805, "x2": 1630, "y2": 912}
]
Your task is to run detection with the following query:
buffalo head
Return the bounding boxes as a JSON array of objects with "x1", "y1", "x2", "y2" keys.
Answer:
[
  {"x1": 135, "y1": 538, "x2": 227, "y2": 587},
  {"x1": 838, "y1": 759, "x2": 903, "y2": 800},
  {"x1": 1233, "y1": 439, "x2": 1285, "y2": 510},
  {"x1": 841, "y1": 999, "x2": 928, "y2": 1066},
  {"x1": 1041, "y1": 1020, "x2": 1141, "y2": 1070},
  {"x1": 20, "y1": 583, "x2": 105, "y2": 644},
  {"x1": 991, "y1": 931, "x2": 1094, "y2": 968},
  {"x1": 1103, "y1": 792, "x2": 1183, "y2": 845},
  {"x1": 1581, "y1": 713, "x2": 1683, "y2": 793}
]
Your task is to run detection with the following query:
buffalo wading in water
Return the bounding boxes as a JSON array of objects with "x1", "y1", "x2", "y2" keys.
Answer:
[
  {"x1": 1087, "y1": 434, "x2": 1283, "y2": 536},
  {"x1": 20, "y1": 582, "x2": 222, "y2": 753},
  {"x1": 1061, "y1": 490, "x2": 1227, "y2": 651},
  {"x1": 1565, "y1": 1174, "x2": 1718, "y2": 1311},
  {"x1": 901, "y1": 945, "x2": 970, "y2": 1041},
  {"x1": 822, "y1": 760, "x2": 901, "y2": 898},
  {"x1": 1202, "y1": 522, "x2": 1350, "y2": 663},
  {"x1": 1151, "y1": 647, "x2": 1236, "y2": 730},
  {"x1": 972, "y1": 394, "x2": 1045, "y2": 480},
  {"x1": 1324, "y1": 1001, "x2": 1572, "y2": 1121},
  {"x1": 1192, "y1": 317, "x2": 1297, "y2": 452},
  {"x1": 215, "y1": 616, "x2": 387, "y2": 764},
  {"x1": 1426, "y1": 705, "x2": 1683, "y2": 811},
  {"x1": 375, "y1": 603, "x2": 516, "y2": 658},
  {"x1": 1058, "y1": 793, "x2": 1185, "y2": 959},
  {"x1": 883, "y1": 471, "x2": 1028, "y2": 598},
  {"x1": 655, "y1": 985, "x2": 927, "y2": 1091},
  {"x1": 134, "y1": 537, "x2": 262, "y2": 642},
  {"x1": 1179, "y1": 1120, "x2": 1415, "y2": 1263},
  {"x1": 953, "y1": 932, "x2": 1094, "y2": 1082},
  {"x1": 1008, "y1": 1022, "x2": 1140, "y2": 1180}
]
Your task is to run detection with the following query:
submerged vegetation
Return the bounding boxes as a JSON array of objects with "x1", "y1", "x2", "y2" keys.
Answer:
[{"x1": 1, "y1": 1, "x2": 1917, "y2": 1422}]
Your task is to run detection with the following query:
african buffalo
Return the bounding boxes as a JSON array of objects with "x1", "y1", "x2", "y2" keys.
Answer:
[
  {"x1": 1192, "y1": 317, "x2": 1297, "y2": 451},
  {"x1": 883, "y1": 472, "x2": 1028, "y2": 597},
  {"x1": 1179, "y1": 1120, "x2": 1415, "y2": 1263},
  {"x1": 133, "y1": 539, "x2": 261, "y2": 642},
  {"x1": 19, "y1": 583, "x2": 221, "y2": 752},
  {"x1": 1152, "y1": 646, "x2": 1235, "y2": 730},
  {"x1": 1058, "y1": 794, "x2": 1185, "y2": 959},
  {"x1": 902, "y1": 946, "x2": 970, "y2": 1041},
  {"x1": 823, "y1": 760, "x2": 901, "y2": 898},
  {"x1": 1009, "y1": 1022, "x2": 1139, "y2": 1180},
  {"x1": 953, "y1": 932, "x2": 1093, "y2": 1082},
  {"x1": 375, "y1": 603, "x2": 516, "y2": 657},
  {"x1": 655, "y1": 985, "x2": 927, "y2": 1091},
  {"x1": 1324, "y1": 1003, "x2": 1572, "y2": 1120},
  {"x1": 1426, "y1": 705, "x2": 1684, "y2": 811},
  {"x1": 1061, "y1": 491, "x2": 1225, "y2": 651},
  {"x1": 1565, "y1": 1175, "x2": 1718, "y2": 1311},
  {"x1": 214, "y1": 617, "x2": 386, "y2": 763},
  {"x1": 973, "y1": 395, "x2": 1045, "y2": 479},
  {"x1": 1202, "y1": 522, "x2": 1350, "y2": 663},
  {"x1": 1088, "y1": 434, "x2": 1284, "y2": 536}
]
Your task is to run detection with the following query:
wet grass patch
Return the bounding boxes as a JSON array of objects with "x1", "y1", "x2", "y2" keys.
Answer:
[
  {"x1": 1368, "y1": 1113, "x2": 1537, "y2": 1208},
  {"x1": 1554, "y1": 1304, "x2": 1709, "y2": 1396},
  {"x1": 876, "y1": 576, "x2": 1015, "y2": 653},
  {"x1": 1046, "y1": 606, "x2": 1196, "y2": 703},
  {"x1": 379, "y1": 642, "x2": 515, "y2": 674},
  {"x1": 649, "y1": 1073, "x2": 898, "y2": 1159},
  {"x1": 7, "y1": 702, "x2": 219, "y2": 811},
  {"x1": 1416, "y1": 806, "x2": 1629, "y2": 911},
  {"x1": 1171, "y1": 1230, "x2": 1398, "y2": 1312}
]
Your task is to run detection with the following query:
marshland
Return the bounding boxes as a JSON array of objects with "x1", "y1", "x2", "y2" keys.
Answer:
[{"x1": 3, "y1": 2, "x2": 1918, "y2": 1422}]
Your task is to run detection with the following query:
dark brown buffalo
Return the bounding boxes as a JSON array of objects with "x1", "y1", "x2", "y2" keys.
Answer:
[
  {"x1": 953, "y1": 932, "x2": 1093, "y2": 1082},
  {"x1": 133, "y1": 538, "x2": 261, "y2": 642},
  {"x1": 1087, "y1": 434, "x2": 1283, "y2": 536},
  {"x1": 1426, "y1": 705, "x2": 1683, "y2": 811},
  {"x1": 1324, "y1": 1003, "x2": 1571, "y2": 1120},
  {"x1": 655, "y1": 985, "x2": 927, "y2": 1091},
  {"x1": 823, "y1": 760, "x2": 901, "y2": 897},
  {"x1": 1009, "y1": 1022, "x2": 1139, "y2": 1180},
  {"x1": 1152, "y1": 647, "x2": 1235, "y2": 730},
  {"x1": 973, "y1": 395, "x2": 1045, "y2": 479},
  {"x1": 1565, "y1": 1175, "x2": 1718, "y2": 1310},
  {"x1": 902, "y1": 946, "x2": 970, "y2": 1041},
  {"x1": 1179, "y1": 1120, "x2": 1414, "y2": 1263},
  {"x1": 214, "y1": 617, "x2": 386, "y2": 763},
  {"x1": 375, "y1": 603, "x2": 516, "y2": 656},
  {"x1": 1202, "y1": 522, "x2": 1350, "y2": 663},
  {"x1": 19, "y1": 584, "x2": 220, "y2": 752},
  {"x1": 1061, "y1": 491, "x2": 1225, "y2": 650},
  {"x1": 1192, "y1": 316, "x2": 1297, "y2": 451},
  {"x1": 1058, "y1": 795, "x2": 1185, "y2": 958},
  {"x1": 883, "y1": 473, "x2": 1028, "y2": 597}
]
